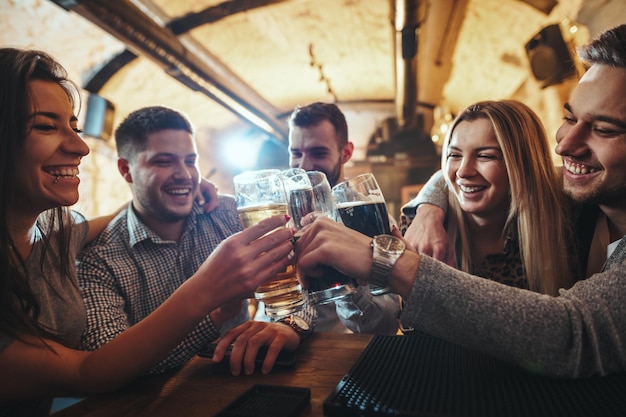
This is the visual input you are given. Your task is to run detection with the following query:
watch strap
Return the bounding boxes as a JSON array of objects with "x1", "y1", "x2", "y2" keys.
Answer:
[
  {"x1": 277, "y1": 314, "x2": 312, "y2": 341},
  {"x1": 369, "y1": 255, "x2": 391, "y2": 288},
  {"x1": 369, "y1": 235, "x2": 405, "y2": 292}
]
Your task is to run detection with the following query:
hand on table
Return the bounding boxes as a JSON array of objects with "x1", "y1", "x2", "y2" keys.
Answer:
[{"x1": 212, "y1": 320, "x2": 300, "y2": 376}]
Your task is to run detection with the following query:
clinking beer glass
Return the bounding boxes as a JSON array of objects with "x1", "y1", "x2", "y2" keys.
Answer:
[
  {"x1": 233, "y1": 169, "x2": 304, "y2": 318},
  {"x1": 283, "y1": 170, "x2": 357, "y2": 305},
  {"x1": 332, "y1": 173, "x2": 392, "y2": 295}
]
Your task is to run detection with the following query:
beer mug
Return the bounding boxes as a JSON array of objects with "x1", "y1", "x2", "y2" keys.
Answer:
[{"x1": 233, "y1": 169, "x2": 304, "y2": 318}]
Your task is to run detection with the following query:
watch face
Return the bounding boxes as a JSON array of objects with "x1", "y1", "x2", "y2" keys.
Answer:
[
  {"x1": 375, "y1": 235, "x2": 405, "y2": 253},
  {"x1": 292, "y1": 315, "x2": 310, "y2": 331},
  {"x1": 389, "y1": 238, "x2": 405, "y2": 252}
]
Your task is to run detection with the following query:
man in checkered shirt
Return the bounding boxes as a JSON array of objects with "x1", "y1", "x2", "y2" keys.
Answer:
[{"x1": 78, "y1": 106, "x2": 315, "y2": 376}]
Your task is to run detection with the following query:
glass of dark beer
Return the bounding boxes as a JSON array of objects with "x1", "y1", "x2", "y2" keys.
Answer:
[
  {"x1": 283, "y1": 170, "x2": 357, "y2": 304},
  {"x1": 332, "y1": 173, "x2": 392, "y2": 295}
]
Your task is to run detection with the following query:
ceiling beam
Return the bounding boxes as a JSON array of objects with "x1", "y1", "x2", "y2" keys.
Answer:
[
  {"x1": 50, "y1": 0, "x2": 289, "y2": 143},
  {"x1": 166, "y1": 0, "x2": 289, "y2": 35}
]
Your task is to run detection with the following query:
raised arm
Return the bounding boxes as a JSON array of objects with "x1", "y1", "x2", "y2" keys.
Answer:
[
  {"x1": 77, "y1": 241, "x2": 234, "y2": 374},
  {"x1": 1, "y1": 215, "x2": 294, "y2": 401},
  {"x1": 296, "y1": 217, "x2": 626, "y2": 378},
  {"x1": 197, "y1": 176, "x2": 220, "y2": 212},
  {"x1": 401, "y1": 171, "x2": 454, "y2": 264}
]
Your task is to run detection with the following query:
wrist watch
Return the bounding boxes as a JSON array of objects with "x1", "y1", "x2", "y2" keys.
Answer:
[
  {"x1": 370, "y1": 234, "x2": 406, "y2": 289},
  {"x1": 279, "y1": 314, "x2": 310, "y2": 337}
]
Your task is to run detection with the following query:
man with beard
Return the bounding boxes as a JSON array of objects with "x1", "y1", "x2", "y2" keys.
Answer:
[
  {"x1": 288, "y1": 102, "x2": 353, "y2": 188},
  {"x1": 296, "y1": 24, "x2": 626, "y2": 377},
  {"x1": 288, "y1": 102, "x2": 401, "y2": 334},
  {"x1": 401, "y1": 26, "x2": 626, "y2": 281},
  {"x1": 78, "y1": 106, "x2": 315, "y2": 377}
]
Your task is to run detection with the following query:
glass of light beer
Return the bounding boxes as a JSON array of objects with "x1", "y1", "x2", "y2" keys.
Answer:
[
  {"x1": 233, "y1": 169, "x2": 304, "y2": 318},
  {"x1": 332, "y1": 173, "x2": 392, "y2": 295},
  {"x1": 283, "y1": 170, "x2": 357, "y2": 304}
]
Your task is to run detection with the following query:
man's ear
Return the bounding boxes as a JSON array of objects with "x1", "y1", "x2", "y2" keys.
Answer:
[
  {"x1": 117, "y1": 158, "x2": 133, "y2": 183},
  {"x1": 341, "y1": 141, "x2": 354, "y2": 164}
]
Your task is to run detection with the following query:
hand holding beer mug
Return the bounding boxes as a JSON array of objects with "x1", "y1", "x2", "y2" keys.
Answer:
[
  {"x1": 233, "y1": 169, "x2": 304, "y2": 318},
  {"x1": 332, "y1": 173, "x2": 392, "y2": 295},
  {"x1": 283, "y1": 170, "x2": 357, "y2": 304}
]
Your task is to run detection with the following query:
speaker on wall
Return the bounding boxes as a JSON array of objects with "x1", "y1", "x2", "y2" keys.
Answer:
[
  {"x1": 525, "y1": 24, "x2": 577, "y2": 88},
  {"x1": 84, "y1": 94, "x2": 115, "y2": 140}
]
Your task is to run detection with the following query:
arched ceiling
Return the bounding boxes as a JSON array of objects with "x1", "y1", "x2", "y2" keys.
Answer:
[{"x1": 3, "y1": 0, "x2": 625, "y2": 190}]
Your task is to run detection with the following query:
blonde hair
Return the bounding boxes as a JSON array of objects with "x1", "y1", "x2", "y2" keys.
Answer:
[{"x1": 442, "y1": 100, "x2": 573, "y2": 295}]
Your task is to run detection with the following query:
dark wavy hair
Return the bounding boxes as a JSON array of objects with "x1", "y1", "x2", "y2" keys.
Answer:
[{"x1": 0, "y1": 48, "x2": 80, "y2": 342}]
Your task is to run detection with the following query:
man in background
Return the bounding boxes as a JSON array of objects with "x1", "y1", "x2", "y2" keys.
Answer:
[
  {"x1": 288, "y1": 102, "x2": 400, "y2": 334},
  {"x1": 288, "y1": 102, "x2": 354, "y2": 188},
  {"x1": 78, "y1": 106, "x2": 314, "y2": 377}
]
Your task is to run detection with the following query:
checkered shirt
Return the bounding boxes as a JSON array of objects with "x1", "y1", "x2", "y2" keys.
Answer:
[{"x1": 78, "y1": 196, "x2": 247, "y2": 373}]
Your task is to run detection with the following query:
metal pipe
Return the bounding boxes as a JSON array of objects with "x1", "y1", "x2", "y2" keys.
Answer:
[
  {"x1": 391, "y1": 0, "x2": 424, "y2": 129},
  {"x1": 51, "y1": 0, "x2": 289, "y2": 143}
]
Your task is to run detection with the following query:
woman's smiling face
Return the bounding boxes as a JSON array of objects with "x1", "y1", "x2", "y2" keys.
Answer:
[
  {"x1": 12, "y1": 79, "x2": 89, "y2": 216},
  {"x1": 445, "y1": 118, "x2": 510, "y2": 221}
]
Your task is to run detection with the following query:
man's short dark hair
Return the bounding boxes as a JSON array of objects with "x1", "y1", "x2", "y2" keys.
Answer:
[
  {"x1": 577, "y1": 23, "x2": 626, "y2": 68},
  {"x1": 288, "y1": 102, "x2": 348, "y2": 149},
  {"x1": 115, "y1": 106, "x2": 195, "y2": 160}
]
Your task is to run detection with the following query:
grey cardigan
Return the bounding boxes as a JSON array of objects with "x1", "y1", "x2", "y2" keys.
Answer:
[{"x1": 401, "y1": 237, "x2": 626, "y2": 378}]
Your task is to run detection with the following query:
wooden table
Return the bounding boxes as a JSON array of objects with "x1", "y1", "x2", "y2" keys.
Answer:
[{"x1": 53, "y1": 333, "x2": 373, "y2": 417}]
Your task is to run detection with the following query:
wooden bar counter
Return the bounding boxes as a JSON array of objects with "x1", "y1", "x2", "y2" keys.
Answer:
[{"x1": 53, "y1": 333, "x2": 373, "y2": 417}]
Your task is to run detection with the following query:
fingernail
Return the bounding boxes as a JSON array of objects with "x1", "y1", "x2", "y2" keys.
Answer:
[
  {"x1": 392, "y1": 225, "x2": 398, "y2": 233},
  {"x1": 284, "y1": 214, "x2": 291, "y2": 222}
]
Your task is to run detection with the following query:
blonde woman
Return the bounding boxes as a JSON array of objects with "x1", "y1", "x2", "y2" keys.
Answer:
[
  {"x1": 440, "y1": 100, "x2": 575, "y2": 295},
  {"x1": 296, "y1": 24, "x2": 626, "y2": 377}
]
